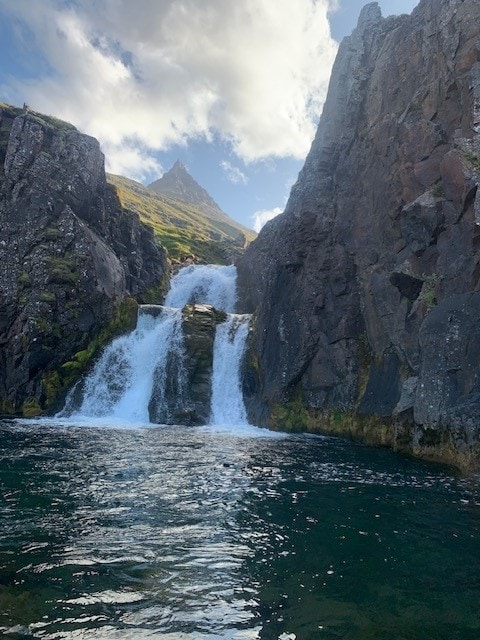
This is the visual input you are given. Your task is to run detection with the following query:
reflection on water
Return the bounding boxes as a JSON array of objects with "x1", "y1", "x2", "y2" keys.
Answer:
[{"x1": 0, "y1": 420, "x2": 479, "y2": 639}]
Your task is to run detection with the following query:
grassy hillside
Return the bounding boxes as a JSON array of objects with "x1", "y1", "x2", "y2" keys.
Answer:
[
  {"x1": 0, "y1": 102, "x2": 255, "y2": 265},
  {"x1": 108, "y1": 174, "x2": 256, "y2": 264}
]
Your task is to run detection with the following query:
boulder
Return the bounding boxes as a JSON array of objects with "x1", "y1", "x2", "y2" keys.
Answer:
[{"x1": 149, "y1": 303, "x2": 226, "y2": 425}]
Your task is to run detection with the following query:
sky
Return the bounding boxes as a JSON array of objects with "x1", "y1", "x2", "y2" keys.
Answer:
[{"x1": 0, "y1": 0, "x2": 418, "y2": 231}]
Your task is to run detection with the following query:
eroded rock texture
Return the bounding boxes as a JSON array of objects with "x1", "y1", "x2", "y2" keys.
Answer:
[
  {"x1": 238, "y1": 0, "x2": 480, "y2": 466},
  {"x1": 0, "y1": 106, "x2": 168, "y2": 415},
  {"x1": 149, "y1": 303, "x2": 226, "y2": 425}
]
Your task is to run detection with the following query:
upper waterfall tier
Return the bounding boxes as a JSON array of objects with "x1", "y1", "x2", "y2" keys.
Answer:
[{"x1": 165, "y1": 264, "x2": 238, "y2": 313}]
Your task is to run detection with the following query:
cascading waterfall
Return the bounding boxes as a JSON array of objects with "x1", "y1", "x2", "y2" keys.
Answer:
[
  {"x1": 64, "y1": 307, "x2": 184, "y2": 423},
  {"x1": 165, "y1": 264, "x2": 238, "y2": 312},
  {"x1": 62, "y1": 264, "x2": 250, "y2": 426},
  {"x1": 210, "y1": 314, "x2": 250, "y2": 426}
]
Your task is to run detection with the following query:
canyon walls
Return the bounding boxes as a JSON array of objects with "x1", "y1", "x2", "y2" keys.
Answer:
[
  {"x1": 0, "y1": 105, "x2": 169, "y2": 415},
  {"x1": 238, "y1": 0, "x2": 480, "y2": 467}
]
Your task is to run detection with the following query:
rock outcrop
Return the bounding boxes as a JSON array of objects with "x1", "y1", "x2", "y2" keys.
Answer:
[
  {"x1": 0, "y1": 105, "x2": 169, "y2": 416},
  {"x1": 148, "y1": 303, "x2": 226, "y2": 425},
  {"x1": 237, "y1": 0, "x2": 480, "y2": 468}
]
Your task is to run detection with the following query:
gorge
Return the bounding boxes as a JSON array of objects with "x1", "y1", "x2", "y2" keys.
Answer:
[
  {"x1": 1, "y1": 1, "x2": 480, "y2": 471},
  {"x1": 1, "y1": 1, "x2": 480, "y2": 638}
]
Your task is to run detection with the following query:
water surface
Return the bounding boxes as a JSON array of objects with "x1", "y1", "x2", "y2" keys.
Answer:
[{"x1": 1, "y1": 420, "x2": 479, "y2": 639}]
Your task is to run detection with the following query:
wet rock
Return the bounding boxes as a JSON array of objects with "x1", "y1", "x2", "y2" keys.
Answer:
[
  {"x1": 415, "y1": 293, "x2": 480, "y2": 430},
  {"x1": 395, "y1": 377, "x2": 418, "y2": 416},
  {"x1": 149, "y1": 303, "x2": 226, "y2": 425}
]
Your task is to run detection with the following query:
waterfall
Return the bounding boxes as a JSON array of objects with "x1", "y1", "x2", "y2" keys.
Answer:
[
  {"x1": 165, "y1": 264, "x2": 237, "y2": 312},
  {"x1": 61, "y1": 264, "x2": 250, "y2": 426},
  {"x1": 210, "y1": 314, "x2": 250, "y2": 426},
  {"x1": 65, "y1": 307, "x2": 184, "y2": 423}
]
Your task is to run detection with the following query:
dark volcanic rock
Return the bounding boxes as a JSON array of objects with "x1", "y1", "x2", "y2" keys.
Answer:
[
  {"x1": 149, "y1": 303, "x2": 226, "y2": 425},
  {"x1": 237, "y1": 0, "x2": 480, "y2": 467},
  {"x1": 0, "y1": 105, "x2": 169, "y2": 415}
]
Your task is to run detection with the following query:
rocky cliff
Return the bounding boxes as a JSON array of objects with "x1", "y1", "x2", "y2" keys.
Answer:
[
  {"x1": 0, "y1": 104, "x2": 169, "y2": 416},
  {"x1": 237, "y1": 0, "x2": 480, "y2": 468}
]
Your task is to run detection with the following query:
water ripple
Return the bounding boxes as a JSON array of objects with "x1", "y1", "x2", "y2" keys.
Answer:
[{"x1": 0, "y1": 420, "x2": 479, "y2": 639}]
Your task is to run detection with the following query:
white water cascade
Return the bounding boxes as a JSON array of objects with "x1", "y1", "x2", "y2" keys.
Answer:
[
  {"x1": 165, "y1": 264, "x2": 238, "y2": 312},
  {"x1": 210, "y1": 314, "x2": 250, "y2": 426},
  {"x1": 62, "y1": 264, "x2": 250, "y2": 426}
]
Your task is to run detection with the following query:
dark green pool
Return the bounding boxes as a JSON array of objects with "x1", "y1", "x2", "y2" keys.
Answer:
[{"x1": 1, "y1": 420, "x2": 479, "y2": 639}]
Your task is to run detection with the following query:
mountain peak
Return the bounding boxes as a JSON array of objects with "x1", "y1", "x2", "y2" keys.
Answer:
[
  {"x1": 171, "y1": 159, "x2": 187, "y2": 172},
  {"x1": 148, "y1": 162, "x2": 224, "y2": 221}
]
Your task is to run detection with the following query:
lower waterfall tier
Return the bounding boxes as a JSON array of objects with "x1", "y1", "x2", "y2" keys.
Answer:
[{"x1": 61, "y1": 303, "x2": 251, "y2": 426}]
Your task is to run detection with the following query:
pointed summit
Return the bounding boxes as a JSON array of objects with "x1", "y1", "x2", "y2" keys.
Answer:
[
  {"x1": 148, "y1": 161, "x2": 224, "y2": 221},
  {"x1": 171, "y1": 159, "x2": 186, "y2": 171}
]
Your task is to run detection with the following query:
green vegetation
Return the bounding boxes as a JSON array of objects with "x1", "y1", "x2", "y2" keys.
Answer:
[
  {"x1": 21, "y1": 397, "x2": 42, "y2": 418},
  {"x1": 0, "y1": 397, "x2": 15, "y2": 415},
  {"x1": 47, "y1": 256, "x2": 79, "y2": 285},
  {"x1": 269, "y1": 388, "x2": 312, "y2": 432},
  {"x1": 431, "y1": 183, "x2": 444, "y2": 198},
  {"x1": 31, "y1": 112, "x2": 76, "y2": 133},
  {"x1": 17, "y1": 272, "x2": 31, "y2": 288},
  {"x1": 108, "y1": 174, "x2": 256, "y2": 264},
  {"x1": 269, "y1": 398, "x2": 395, "y2": 446},
  {"x1": 0, "y1": 102, "x2": 23, "y2": 118},
  {"x1": 34, "y1": 317, "x2": 59, "y2": 337},
  {"x1": 463, "y1": 150, "x2": 480, "y2": 169},
  {"x1": 421, "y1": 273, "x2": 442, "y2": 310},
  {"x1": 41, "y1": 297, "x2": 138, "y2": 410},
  {"x1": 42, "y1": 226, "x2": 63, "y2": 241},
  {"x1": 38, "y1": 291, "x2": 56, "y2": 304},
  {"x1": 414, "y1": 427, "x2": 480, "y2": 471},
  {"x1": 137, "y1": 272, "x2": 170, "y2": 304},
  {"x1": 269, "y1": 383, "x2": 394, "y2": 447}
]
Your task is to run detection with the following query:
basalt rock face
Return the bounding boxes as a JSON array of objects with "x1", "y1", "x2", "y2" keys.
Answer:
[
  {"x1": 149, "y1": 304, "x2": 226, "y2": 425},
  {"x1": 0, "y1": 105, "x2": 168, "y2": 415},
  {"x1": 237, "y1": 0, "x2": 480, "y2": 467}
]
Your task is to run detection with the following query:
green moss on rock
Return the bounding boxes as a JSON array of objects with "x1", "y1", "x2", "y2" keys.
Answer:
[
  {"x1": 40, "y1": 297, "x2": 139, "y2": 412},
  {"x1": 269, "y1": 390, "x2": 311, "y2": 432},
  {"x1": 22, "y1": 397, "x2": 42, "y2": 418},
  {"x1": 17, "y1": 272, "x2": 32, "y2": 288},
  {"x1": 138, "y1": 271, "x2": 170, "y2": 304},
  {"x1": 47, "y1": 256, "x2": 79, "y2": 285},
  {"x1": 0, "y1": 397, "x2": 16, "y2": 416},
  {"x1": 268, "y1": 385, "x2": 395, "y2": 447}
]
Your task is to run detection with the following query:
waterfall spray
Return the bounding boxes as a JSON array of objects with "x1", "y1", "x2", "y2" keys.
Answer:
[
  {"x1": 61, "y1": 265, "x2": 250, "y2": 426},
  {"x1": 210, "y1": 314, "x2": 250, "y2": 426}
]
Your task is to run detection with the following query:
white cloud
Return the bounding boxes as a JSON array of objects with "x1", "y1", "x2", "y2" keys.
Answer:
[
  {"x1": 220, "y1": 160, "x2": 248, "y2": 185},
  {"x1": 252, "y1": 206, "x2": 282, "y2": 232},
  {"x1": 103, "y1": 142, "x2": 163, "y2": 181},
  {"x1": 1, "y1": 0, "x2": 338, "y2": 178}
]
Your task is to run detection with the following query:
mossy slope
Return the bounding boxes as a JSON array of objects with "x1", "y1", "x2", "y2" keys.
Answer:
[{"x1": 108, "y1": 173, "x2": 256, "y2": 264}]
